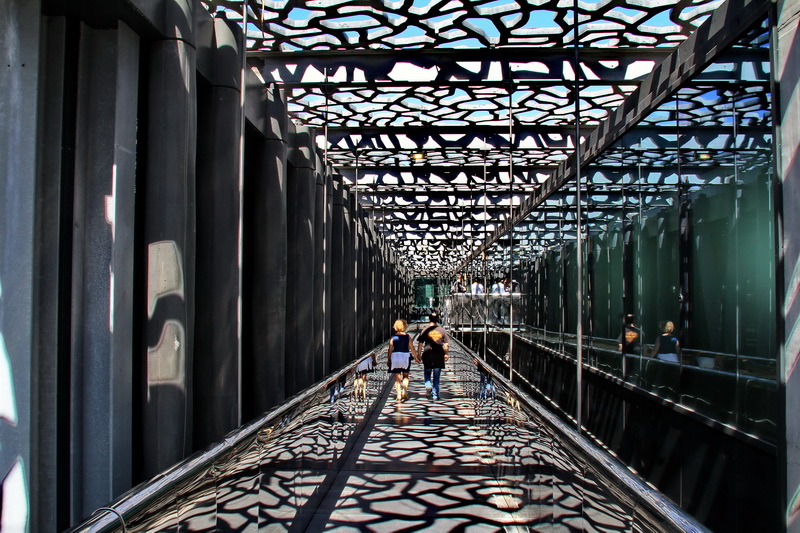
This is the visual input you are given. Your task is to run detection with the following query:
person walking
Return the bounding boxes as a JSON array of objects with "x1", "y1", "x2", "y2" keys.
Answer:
[
  {"x1": 415, "y1": 312, "x2": 450, "y2": 400},
  {"x1": 451, "y1": 274, "x2": 467, "y2": 294},
  {"x1": 387, "y1": 319, "x2": 417, "y2": 402},
  {"x1": 649, "y1": 320, "x2": 681, "y2": 363},
  {"x1": 617, "y1": 313, "x2": 642, "y2": 355},
  {"x1": 470, "y1": 279, "x2": 485, "y2": 294}
]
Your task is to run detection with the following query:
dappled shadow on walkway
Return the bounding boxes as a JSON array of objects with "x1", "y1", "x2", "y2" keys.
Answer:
[
  {"x1": 179, "y1": 346, "x2": 634, "y2": 532},
  {"x1": 70, "y1": 341, "x2": 701, "y2": 532}
]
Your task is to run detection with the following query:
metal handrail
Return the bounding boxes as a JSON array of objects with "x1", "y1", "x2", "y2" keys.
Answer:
[
  {"x1": 66, "y1": 345, "x2": 387, "y2": 532},
  {"x1": 462, "y1": 338, "x2": 709, "y2": 532}
]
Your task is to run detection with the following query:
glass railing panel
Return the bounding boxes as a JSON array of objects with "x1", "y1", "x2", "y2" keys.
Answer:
[{"x1": 468, "y1": 347, "x2": 706, "y2": 531}]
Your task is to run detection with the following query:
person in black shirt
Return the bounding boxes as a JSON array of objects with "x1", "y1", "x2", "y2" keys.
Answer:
[
  {"x1": 649, "y1": 320, "x2": 681, "y2": 363},
  {"x1": 415, "y1": 312, "x2": 450, "y2": 401},
  {"x1": 617, "y1": 313, "x2": 641, "y2": 355},
  {"x1": 451, "y1": 274, "x2": 467, "y2": 294}
]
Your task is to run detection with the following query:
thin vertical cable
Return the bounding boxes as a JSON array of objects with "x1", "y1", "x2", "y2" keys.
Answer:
[
  {"x1": 508, "y1": 85, "x2": 515, "y2": 381},
  {"x1": 732, "y1": 96, "x2": 741, "y2": 424},
  {"x1": 236, "y1": 0, "x2": 250, "y2": 425},
  {"x1": 573, "y1": 0, "x2": 584, "y2": 433},
  {"x1": 354, "y1": 148, "x2": 359, "y2": 360},
  {"x1": 322, "y1": 76, "x2": 329, "y2": 376},
  {"x1": 483, "y1": 147, "x2": 489, "y2": 360}
]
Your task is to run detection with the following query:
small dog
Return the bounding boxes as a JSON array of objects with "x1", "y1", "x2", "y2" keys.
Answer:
[{"x1": 353, "y1": 353, "x2": 377, "y2": 400}]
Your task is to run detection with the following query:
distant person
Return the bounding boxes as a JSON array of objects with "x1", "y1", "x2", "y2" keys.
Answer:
[
  {"x1": 649, "y1": 320, "x2": 681, "y2": 363},
  {"x1": 617, "y1": 313, "x2": 641, "y2": 355},
  {"x1": 415, "y1": 312, "x2": 450, "y2": 401},
  {"x1": 504, "y1": 277, "x2": 518, "y2": 293},
  {"x1": 451, "y1": 274, "x2": 467, "y2": 294},
  {"x1": 474, "y1": 357, "x2": 494, "y2": 400},
  {"x1": 470, "y1": 279, "x2": 485, "y2": 294},
  {"x1": 387, "y1": 319, "x2": 418, "y2": 402},
  {"x1": 490, "y1": 277, "x2": 507, "y2": 294},
  {"x1": 489, "y1": 277, "x2": 506, "y2": 323}
]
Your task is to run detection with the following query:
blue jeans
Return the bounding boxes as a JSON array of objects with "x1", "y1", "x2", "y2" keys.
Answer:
[{"x1": 424, "y1": 368, "x2": 442, "y2": 398}]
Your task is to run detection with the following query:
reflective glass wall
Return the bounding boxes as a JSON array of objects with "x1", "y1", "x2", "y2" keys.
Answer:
[
  {"x1": 466, "y1": 17, "x2": 776, "y2": 442},
  {"x1": 456, "y1": 17, "x2": 777, "y2": 529}
]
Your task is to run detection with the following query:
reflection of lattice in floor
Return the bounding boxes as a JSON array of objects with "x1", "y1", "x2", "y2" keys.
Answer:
[
  {"x1": 309, "y1": 470, "x2": 627, "y2": 532},
  {"x1": 314, "y1": 472, "x2": 536, "y2": 531},
  {"x1": 122, "y1": 346, "x2": 637, "y2": 532}
]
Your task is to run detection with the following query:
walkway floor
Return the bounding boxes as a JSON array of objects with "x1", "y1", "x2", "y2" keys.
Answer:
[
  {"x1": 301, "y1": 352, "x2": 533, "y2": 532},
  {"x1": 145, "y1": 344, "x2": 636, "y2": 532},
  {"x1": 230, "y1": 343, "x2": 631, "y2": 533}
]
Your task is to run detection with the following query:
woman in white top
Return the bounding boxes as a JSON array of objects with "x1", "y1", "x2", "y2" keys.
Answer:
[{"x1": 387, "y1": 319, "x2": 418, "y2": 402}]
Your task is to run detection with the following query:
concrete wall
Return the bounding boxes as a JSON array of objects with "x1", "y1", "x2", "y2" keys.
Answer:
[
  {"x1": 0, "y1": 2, "x2": 42, "y2": 532},
  {"x1": 0, "y1": 1, "x2": 413, "y2": 531}
]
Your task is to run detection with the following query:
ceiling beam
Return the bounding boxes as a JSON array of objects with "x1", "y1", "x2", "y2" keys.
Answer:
[{"x1": 462, "y1": 0, "x2": 775, "y2": 270}]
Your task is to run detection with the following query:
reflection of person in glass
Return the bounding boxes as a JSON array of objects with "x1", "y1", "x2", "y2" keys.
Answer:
[
  {"x1": 473, "y1": 357, "x2": 494, "y2": 399},
  {"x1": 490, "y1": 277, "x2": 507, "y2": 294},
  {"x1": 415, "y1": 312, "x2": 450, "y2": 401},
  {"x1": 353, "y1": 352, "x2": 377, "y2": 400},
  {"x1": 504, "y1": 277, "x2": 518, "y2": 293},
  {"x1": 387, "y1": 319, "x2": 418, "y2": 402},
  {"x1": 617, "y1": 313, "x2": 641, "y2": 355},
  {"x1": 649, "y1": 320, "x2": 681, "y2": 363},
  {"x1": 490, "y1": 277, "x2": 507, "y2": 324},
  {"x1": 451, "y1": 274, "x2": 467, "y2": 294}
]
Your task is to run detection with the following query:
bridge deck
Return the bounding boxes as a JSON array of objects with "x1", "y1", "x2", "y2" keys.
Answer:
[
  {"x1": 71, "y1": 341, "x2": 700, "y2": 532},
  {"x1": 236, "y1": 345, "x2": 627, "y2": 532}
]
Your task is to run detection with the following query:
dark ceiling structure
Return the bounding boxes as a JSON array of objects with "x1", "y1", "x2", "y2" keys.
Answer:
[{"x1": 200, "y1": 0, "x2": 765, "y2": 277}]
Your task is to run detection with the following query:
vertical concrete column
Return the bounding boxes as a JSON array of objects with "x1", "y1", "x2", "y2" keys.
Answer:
[
  {"x1": 364, "y1": 215, "x2": 374, "y2": 349},
  {"x1": 378, "y1": 245, "x2": 387, "y2": 342},
  {"x1": 324, "y1": 166, "x2": 334, "y2": 373},
  {"x1": 330, "y1": 175, "x2": 344, "y2": 370},
  {"x1": 777, "y1": 0, "x2": 800, "y2": 529},
  {"x1": 387, "y1": 251, "x2": 395, "y2": 328},
  {"x1": 364, "y1": 223, "x2": 375, "y2": 347},
  {"x1": 382, "y1": 242, "x2": 389, "y2": 342},
  {"x1": 193, "y1": 16, "x2": 243, "y2": 448},
  {"x1": 243, "y1": 84, "x2": 288, "y2": 417},
  {"x1": 313, "y1": 151, "x2": 329, "y2": 380},
  {"x1": 0, "y1": 1, "x2": 41, "y2": 531},
  {"x1": 286, "y1": 126, "x2": 316, "y2": 395},
  {"x1": 142, "y1": 0, "x2": 197, "y2": 477},
  {"x1": 353, "y1": 205, "x2": 365, "y2": 355},
  {"x1": 70, "y1": 23, "x2": 139, "y2": 517},
  {"x1": 32, "y1": 12, "x2": 73, "y2": 533},
  {"x1": 378, "y1": 235, "x2": 385, "y2": 344},
  {"x1": 383, "y1": 251, "x2": 390, "y2": 334},
  {"x1": 391, "y1": 252, "x2": 397, "y2": 333},
  {"x1": 388, "y1": 247, "x2": 395, "y2": 337},
  {"x1": 342, "y1": 186, "x2": 355, "y2": 362},
  {"x1": 368, "y1": 223, "x2": 378, "y2": 345}
]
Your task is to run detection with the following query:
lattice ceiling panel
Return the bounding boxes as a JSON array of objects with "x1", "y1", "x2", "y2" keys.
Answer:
[
  {"x1": 201, "y1": 0, "x2": 735, "y2": 276},
  {"x1": 326, "y1": 146, "x2": 573, "y2": 168},
  {"x1": 207, "y1": 0, "x2": 719, "y2": 51},
  {"x1": 288, "y1": 84, "x2": 635, "y2": 128}
]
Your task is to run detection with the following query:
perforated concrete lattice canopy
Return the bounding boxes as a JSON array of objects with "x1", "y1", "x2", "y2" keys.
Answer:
[{"x1": 202, "y1": 0, "x2": 769, "y2": 277}]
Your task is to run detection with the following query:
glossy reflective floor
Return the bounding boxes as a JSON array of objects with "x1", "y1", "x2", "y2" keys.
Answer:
[
  {"x1": 175, "y1": 347, "x2": 638, "y2": 532},
  {"x1": 107, "y1": 342, "x2": 686, "y2": 532},
  {"x1": 296, "y1": 370, "x2": 539, "y2": 531}
]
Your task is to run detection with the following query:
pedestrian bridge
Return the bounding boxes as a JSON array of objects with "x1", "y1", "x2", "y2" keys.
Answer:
[{"x1": 68, "y1": 337, "x2": 703, "y2": 532}]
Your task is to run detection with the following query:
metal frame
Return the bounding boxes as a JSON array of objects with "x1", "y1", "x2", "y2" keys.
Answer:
[{"x1": 202, "y1": 0, "x2": 771, "y2": 278}]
